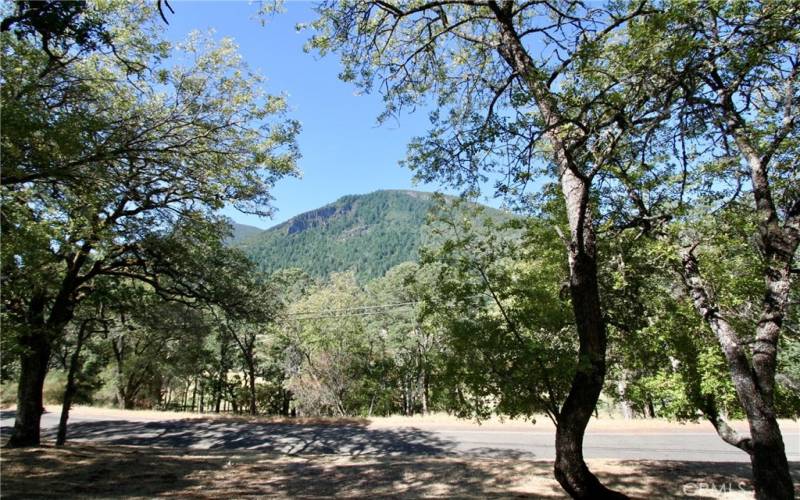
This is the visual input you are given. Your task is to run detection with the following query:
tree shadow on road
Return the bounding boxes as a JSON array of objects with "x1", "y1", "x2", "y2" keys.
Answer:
[
  {"x1": 0, "y1": 444, "x2": 538, "y2": 499},
  {"x1": 2, "y1": 443, "x2": 799, "y2": 498},
  {"x1": 3, "y1": 414, "x2": 799, "y2": 498},
  {"x1": 39, "y1": 417, "x2": 459, "y2": 456}
]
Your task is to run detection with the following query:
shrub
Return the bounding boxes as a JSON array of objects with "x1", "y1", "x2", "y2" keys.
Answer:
[{"x1": 0, "y1": 382, "x2": 18, "y2": 407}]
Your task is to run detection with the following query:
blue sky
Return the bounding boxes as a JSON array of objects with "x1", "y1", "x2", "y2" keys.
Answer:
[{"x1": 165, "y1": 1, "x2": 471, "y2": 229}]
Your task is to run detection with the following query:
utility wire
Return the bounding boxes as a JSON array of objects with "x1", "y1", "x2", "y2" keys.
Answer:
[
  {"x1": 286, "y1": 308, "x2": 415, "y2": 321},
  {"x1": 287, "y1": 299, "x2": 419, "y2": 317},
  {"x1": 284, "y1": 294, "x2": 488, "y2": 321}
]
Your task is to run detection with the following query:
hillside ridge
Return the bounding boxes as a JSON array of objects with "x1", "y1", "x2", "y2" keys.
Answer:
[
  {"x1": 234, "y1": 190, "x2": 492, "y2": 281},
  {"x1": 268, "y1": 190, "x2": 436, "y2": 234}
]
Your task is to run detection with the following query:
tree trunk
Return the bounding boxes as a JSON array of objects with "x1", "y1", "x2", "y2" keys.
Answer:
[
  {"x1": 117, "y1": 382, "x2": 137, "y2": 410},
  {"x1": 7, "y1": 327, "x2": 51, "y2": 447},
  {"x1": 191, "y1": 376, "x2": 198, "y2": 412},
  {"x1": 554, "y1": 250, "x2": 625, "y2": 500},
  {"x1": 420, "y1": 368, "x2": 429, "y2": 415},
  {"x1": 8, "y1": 291, "x2": 61, "y2": 448},
  {"x1": 485, "y1": 3, "x2": 624, "y2": 497},
  {"x1": 749, "y1": 415, "x2": 793, "y2": 500},
  {"x1": 747, "y1": 263, "x2": 794, "y2": 499},
  {"x1": 644, "y1": 400, "x2": 655, "y2": 419},
  {"x1": 214, "y1": 335, "x2": 229, "y2": 413},
  {"x1": 248, "y1": 363, "x2": 257, "y2": 416},
  {"x1": 405, "y1": 378, "x2": 413, "y2": 416},
  {"x1": 229, "y1": 385, "x2": 239, "y2": 414},
  {"x1": 111, "y1": 336, "x2": 130, "y2": 410},
  {"x1": 552, "y1": 129, "x2": 620, "y2": 498},
  {"x1": 708, "y1": 90, "x2": 799, "y2": 499},
  {"x1": 281, "y1": 389, "x2": 292, "y2": 417},
  {"x1": 682, "y1": 248, "x2": 794, "y2": 499},
  {"x1": 616, "y1": 372, "x2": 634, "y2": 420},
  {"x1": 56, "y1": 322, "x2": 90, "y2": 446}
]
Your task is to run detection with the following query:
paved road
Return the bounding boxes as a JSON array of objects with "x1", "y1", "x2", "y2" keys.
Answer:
[{"x1": 2, "y1": 409, "x2": 798, "y2": 462}]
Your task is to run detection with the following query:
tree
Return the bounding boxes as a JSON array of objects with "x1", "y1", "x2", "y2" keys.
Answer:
[
  {"x1": 596, "y1": 3, "x2": 799, "y2": 497},
  {"x1": 420, "y1": 200, "x2": 575, "y2": 422},
  {"x1": 213, "y1": 274, "x2": 282, "y2": 416},
  {"x1": 0, "y1": 0, "x2": 152, "y2": 84},
  {"x1": 209, "y1": 323, "x2": 235, "y2": 413},
  {"x1": 302, "y1": 1, "x2": 670, "y2": 496},
  {"x1": 367, "y1": 261, "x2": 444, "y2": 415},
  {"x1": 1, "y1": 1, "x2": 299, "y2": 446},
  {"x1": 104, "y1": 288, "x2": 212, "y2": 410},
  {"x1": 219, "y1": 319, "x2": 262, "y2": 416},
  {"x1": 676, "y1": 5, "x2": 798, "y2": 497},
  {"x1": 51, "y1": 279, "x2": 137, "y2": 445},
  {"x1": 55, "y1": 302, "x2": 104, "y2": 445},
  {"x1": 595, "y1": 229, "x2": 742, "y2": 423},
  {"x1": 283, "y1": 272, "x2": 387, "y2": 416}
]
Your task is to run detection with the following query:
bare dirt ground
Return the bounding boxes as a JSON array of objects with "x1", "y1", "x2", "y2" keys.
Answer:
[
  {"x1": 1, "y1": 407, "x2": 798, "y2": 499},
  {"x1": 2, "y1": 443, "x2": 785, "y2": 499}
]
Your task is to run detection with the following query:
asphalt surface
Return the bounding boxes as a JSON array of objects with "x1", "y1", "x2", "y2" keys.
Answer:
[{"x1": 2, "y1": 409, "x2": 798, "y2": 462}]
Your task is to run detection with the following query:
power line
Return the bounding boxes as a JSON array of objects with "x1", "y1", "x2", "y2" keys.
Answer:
[
  {"x1": 286, "y1": 309, "x2": 415, "y2": 321},
  {"x1": 286, "y1": 300, "x2": 419, "y2": 320},
  {"x1": 284, "y1": 294, "x2": 488, "y2": 321}
]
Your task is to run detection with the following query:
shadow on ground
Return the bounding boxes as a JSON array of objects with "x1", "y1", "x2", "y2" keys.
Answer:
[
  {"x1": 35, "y1": 418, "x2": 458, "y2": 456},
  {"x1": 2, "y1": 413, "x2": 539, "y2": 459},
  {"x1": 0, "y1": 444, "x2": 539, "y2": 498},
  {"x1": 2, "y1": 412, "x2": 799, "y2": 498},
  {"x1": 2, "y1": 445, "x2": 219, "y2": 499},
  {"x1": 3, "y1": 444, "x2": 798, "y2": 499}
]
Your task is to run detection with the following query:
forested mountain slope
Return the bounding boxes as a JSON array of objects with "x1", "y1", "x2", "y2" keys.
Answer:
[
  {"x1": 228, "y1": 222, "x2": 264, "y2": 245},
  {"x1": 235, "y1": 190, "x2": 503, "y2": 280}
]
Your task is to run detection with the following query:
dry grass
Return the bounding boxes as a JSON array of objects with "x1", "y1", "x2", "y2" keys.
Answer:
[
  {"x1": 46, "y1": 406, "x2": 784, "y2": 434},
  {"x1": 368, "y1": 413, "x2": 760, "y2": 433},
  {"x1": 3, "y1": 444, "x2": 798, "y2": 499},
  {"x1": 54, "y1": 405, "x2": 370, "y2": 427}
]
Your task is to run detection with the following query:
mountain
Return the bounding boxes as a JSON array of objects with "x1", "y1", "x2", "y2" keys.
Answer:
[
  {"x1": 235, "y1": 190, "x2": 503, "y2": 281},
  {"x1": 227, "y1": 222, "x2": 264, "y2": 245}
]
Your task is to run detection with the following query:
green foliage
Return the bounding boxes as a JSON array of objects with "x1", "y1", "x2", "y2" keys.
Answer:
[
  {"x1": 4, "y1": 1, "x2": 797, "y2": 442},
  {"x1": 283, "y1": 272, "x2": 383, "y2": 416},
  {"x1": 227, "y1": 222, "x2": 265, "y2": 246},
  {"x1": 239, "y1": 190, "x2": 508, "y2": 281},
  {"x1": 776, "y1": 338, "x2": 800, "y2": 418},
  {"x1": 0, "y1": 0, "x2": 300, "y2": 428},
  {"x1": 420, "y1": 201, "x2": 575, "y2": 421},
  {"x1": 365, "y1": 261, "x2": 448, "y2": 415},
  {"x1": 271, "y1": 263, "x2": 449, "y2": 417},
  {"x1": 1, "y1": 0, "x2": 300, "y2": 319},
  {"x1": 42, "y1": 370, "x2": 68, "y2": 405},
  {"x1": 0, "y1": 382, "x2": 18, "y2": 407},
  {"x1": 598, "y1": 218, "x2": 799, "y2": 420}
]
